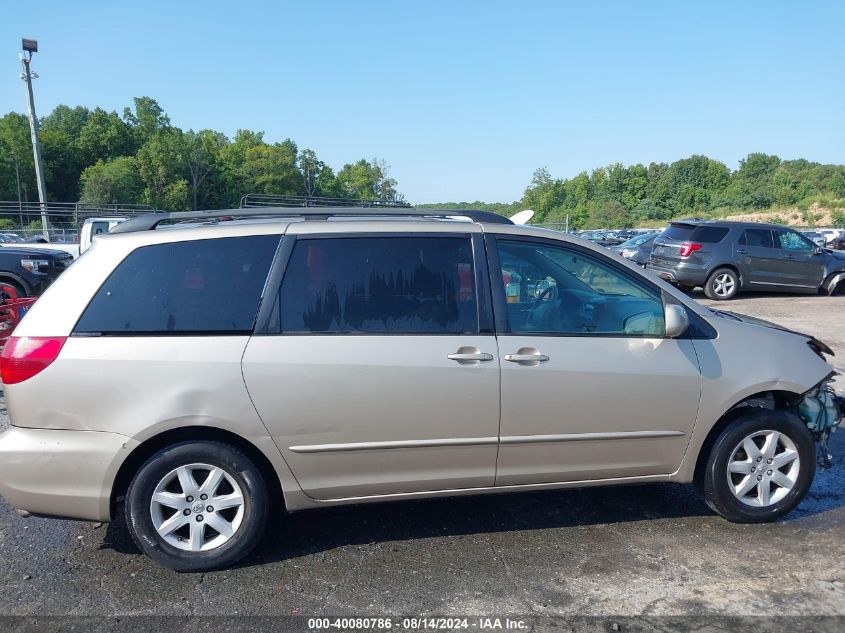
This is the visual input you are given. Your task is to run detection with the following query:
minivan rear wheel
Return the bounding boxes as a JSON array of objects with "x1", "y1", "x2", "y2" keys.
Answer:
[
  {"x1": 702, "y1": 410, "x2": 815, "y2": 523},
  {"x1": 125, "y1": 441, "x2": 269, "y2": 572},
  {"x1": 704, "y1": 267, "x2": 739, "y2": 300}
]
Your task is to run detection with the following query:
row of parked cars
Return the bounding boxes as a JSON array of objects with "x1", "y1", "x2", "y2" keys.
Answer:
[{"x1": 574, "y1": 223, "x2": 845, "y2": 300}]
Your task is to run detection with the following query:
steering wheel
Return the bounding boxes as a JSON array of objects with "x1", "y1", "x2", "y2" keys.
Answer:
[{"x1": 526, "y1": 284, "x2": 558, "y2": 329}]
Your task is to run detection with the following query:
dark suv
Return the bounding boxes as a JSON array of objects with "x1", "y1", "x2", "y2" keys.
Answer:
[
  {"x1": 0, "y1": 246, "x2": 74, "y2": 299},
  {"x1": 648, "y1": 220, "x2": 845, "y2": 300}
]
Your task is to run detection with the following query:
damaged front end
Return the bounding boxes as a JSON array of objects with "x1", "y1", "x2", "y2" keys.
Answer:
[{"x1": 796, "y1": 376, "x2": 845, "y2": 469}]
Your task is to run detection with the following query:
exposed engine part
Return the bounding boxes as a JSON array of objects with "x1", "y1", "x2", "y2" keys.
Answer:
[{"x1": 797, "y1": 380, "x2": 843, "y2": 469}]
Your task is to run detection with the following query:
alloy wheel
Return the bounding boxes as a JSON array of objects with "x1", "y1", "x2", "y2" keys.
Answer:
[
  {"x1": 149, "y1": 463, "x2": 245, "y2": 552},
  {"x1": 726, "y1": 430, "x2": 800, "y2": 507},
  {"x1": 713, "y1": 273, "x2": 736, "y2": 298}
]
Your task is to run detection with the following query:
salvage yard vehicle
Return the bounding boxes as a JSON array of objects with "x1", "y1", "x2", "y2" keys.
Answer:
[
  {"x1": 611, "y1": 231, "x2": 660, "y2": 266},
  {"x1": 0, "y1": 207, "x2": 842, "y2": 572},
  {"x1": 649, "y1": 220, "x2": 845, "y2": 299},
  {"x1": 0, "y1": 244, "x2": 73, "y2": 298}
]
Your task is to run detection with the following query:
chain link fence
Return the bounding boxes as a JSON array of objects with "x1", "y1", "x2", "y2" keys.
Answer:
[{"x1": 0, "y1": 202, "x2": 154, "y2": 242}]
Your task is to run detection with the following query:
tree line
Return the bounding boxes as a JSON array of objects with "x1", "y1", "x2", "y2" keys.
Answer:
[
  {"x1": 2, "y1": 97, "x2": 844, "y2": 228},
  {"x1": 424, "y1": 154, "x2": 845, "y2": 228},
  {"x1": 0, "y1": 97, "x2": 402, "y2": 211}
]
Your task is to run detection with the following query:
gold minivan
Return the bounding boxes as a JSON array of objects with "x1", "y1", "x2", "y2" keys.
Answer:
[{"x1": 0, "y1": 208, "x2": 841, "y2": 571}]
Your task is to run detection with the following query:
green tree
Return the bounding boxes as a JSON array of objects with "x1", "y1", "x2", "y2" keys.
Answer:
[
  {"x1": 299, "y1": 148, "x2": 341, "y2": 198},
  {"x1": 336, "y1": 158, "x2": 401, "y2": 201},
  {"x1": 123, "y1": 97, "x2": 171, "y2": 146},
  {"x1": 135, "y1": 128, "x2": 189, "y2": 210},
  {"x1": 77, "y1": 108, "x2": 136, "y2": 165},
  {"x1": 242, "y1": 139, "x2": 303, "y2": 196},
  {"x1": 586, "y1": 199, "x2": 628, "y2": 229},
  {"x1": 40, "y1": 105, "x2": 91, "y2": 201},
  {"x1": 79, "y1": 156, "x2": 143, "y2": 205},
  {"x1": 184, "y1": 129, "x2": 227, "y2": 210},
  {"x1": 0, "y1": 113, "x2": 35, "y2": 202}
]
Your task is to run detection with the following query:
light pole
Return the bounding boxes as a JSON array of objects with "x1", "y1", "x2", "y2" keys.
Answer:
[{"x1": 20, "y1": 38, "x2": 50, "y2": 241}]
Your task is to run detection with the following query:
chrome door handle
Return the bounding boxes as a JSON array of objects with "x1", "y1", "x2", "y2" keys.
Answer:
[
  {"x1": 448, "y1": 352, "x2": 494, "y2": 362},
  {"x1": 448, "y1": 347, "x2": 494, "y2": 365},
  {"x1": 504, "y1": 347, "x2": 549, "y2": 365},
  {"x1": 736, "y1": 249, "x2": 747, "y2": 254}
]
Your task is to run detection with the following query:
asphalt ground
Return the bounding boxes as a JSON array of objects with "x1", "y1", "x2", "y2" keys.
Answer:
[{"x1": 0, "y1": 293, "x2": 843, "y2": 629}]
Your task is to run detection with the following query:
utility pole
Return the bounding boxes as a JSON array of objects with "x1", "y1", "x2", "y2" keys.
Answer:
[{"x1": 20, "y1": 38, "x2": 50, "y2": 240}]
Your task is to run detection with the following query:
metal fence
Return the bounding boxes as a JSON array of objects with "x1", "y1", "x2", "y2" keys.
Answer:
[
  {"x1": 0, "y1": 201, "x2": 154, "y2": 241},
  {"x1": 240, "y1": 194, "x2": 411, "y2": 209}
]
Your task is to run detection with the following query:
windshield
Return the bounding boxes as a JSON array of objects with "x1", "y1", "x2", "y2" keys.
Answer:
[{"x1": 619, "y1": 232, "x2": 656, "y2": 248}]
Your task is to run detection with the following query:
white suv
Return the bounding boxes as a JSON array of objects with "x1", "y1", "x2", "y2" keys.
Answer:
[{"x1": 0, "y1": 208, "x2": 841, "y2": 571}]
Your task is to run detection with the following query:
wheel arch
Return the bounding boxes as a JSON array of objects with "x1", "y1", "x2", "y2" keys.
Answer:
[
  {"x1": 823, "y1": 271, "x2": 845, "y2": 296},
  {"x1": 707, "y1": 263, "x2": 743, "y2": 288},
  {"x1": 692, "y1": 389, "x2": 804, "y2": 488},
  {"x1": 110, "y1": 426, "x2": 285, "y2": 520},
  {"x1": 0, "y1": 273, "x2": 31, "y2": 295}
]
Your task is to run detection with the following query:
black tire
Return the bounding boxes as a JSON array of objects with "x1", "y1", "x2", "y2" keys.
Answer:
[
  {"x1": 702, "y1": 410, "x2": 816, "y2": 523},
  {"x1": 824, "y1": 274, "x2": 844, "y2": 297},
  {"x1": 704, "y1": 267, "x2": 739, "y2": 300},
  {"x1": 125, "y1": 441, "x2": 269, "y2": 572}
]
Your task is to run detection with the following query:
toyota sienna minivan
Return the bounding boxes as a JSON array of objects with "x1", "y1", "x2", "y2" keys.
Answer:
[{"x1": 0, "y1": 207, "x2": 841, "y2": 571}]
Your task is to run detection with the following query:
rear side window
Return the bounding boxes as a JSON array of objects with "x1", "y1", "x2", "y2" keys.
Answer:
[
  {"x1": 693, "y1": 227, "x2": 729, "y2": 243},
  {"x1": 740, "y1": 228, "x2": 775, "y2": 248},
  {"x1": 663, "y1": 224, "x2": 695, "y2": 241},
  {"x1": 274, "y1": 236, "x2": 478, "y2": 334},
  {"x1": 664, "y1": 224, "x2": 729, "y2": 243},
  {"x1": 75, "y1": 235, "x2": 281, "y2": 335}
]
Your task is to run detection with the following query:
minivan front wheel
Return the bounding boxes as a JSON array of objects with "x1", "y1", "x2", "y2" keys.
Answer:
[
  {"x1": 704, "y1": 268, "x2": 739, "y2": 300},
  {"x1": 125, "y1": 441, "x2": 269, "y2": 572},
  {"x1": 702, "y1": 410, "x2": 815, "y2": 523}
]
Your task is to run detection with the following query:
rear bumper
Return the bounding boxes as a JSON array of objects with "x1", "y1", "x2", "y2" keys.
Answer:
[
  {"x1": 647, "y1": 262, "x2": 709, "y2": 287},
  {"x1": 0, "y1": 426, "x2": 138, "y2": 522}
]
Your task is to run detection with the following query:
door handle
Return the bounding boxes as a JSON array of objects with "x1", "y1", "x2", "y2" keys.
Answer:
[
  {"x1": 736, "y1": 249, "x2": 747, "y2": 254},
  {"x1": 448, "y1": 352, "x2": 494, "y2": 362},
  {"x1": 448, "y1": 347, "x2": 493, "y2": 365},
  {"x1": 785, "y1": 254, "x2": 796, "y2": 259},
  {"x1": 504, "y1": 347, "x2": 549, "y2": 366}
]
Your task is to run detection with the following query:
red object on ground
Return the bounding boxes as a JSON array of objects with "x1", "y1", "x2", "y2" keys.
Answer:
[{"x1": 0, "y1": 295, "x2": 38, "y2": 349}]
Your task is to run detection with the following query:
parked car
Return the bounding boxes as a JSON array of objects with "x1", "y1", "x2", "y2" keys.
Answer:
[
  {"x1": 0, "y1": 245, "x2": 74, "y2": 299},
  {"x1": 648, "y1": 220, "x2": 845, "y2": 299},
  {"x1": 801, "y1": 231, "x2": 827, "y2": 248},
  {"x1": 4, "y1": 217, "x2": 129, "y2": 260},
  {"x1": 817, "y1": 228, "x2": 842, "y2": 246},
  {"x1": 613, "y1": 229, "x2": 637, "y2": 241},
  {"x1": 0, "y1": 207, "x2": 842, "y2": 571},
  {"x1": 579, "y1": 230, "x2": 621, "y2": 247},
  {"x1": 611, "y1": 231, "x2": 660, "y2": 265}
]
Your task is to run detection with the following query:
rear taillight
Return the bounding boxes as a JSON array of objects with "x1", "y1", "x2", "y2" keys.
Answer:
[
  {"x1": 679, "y1": 242, "x2": 702, "y2": 257},
  {"x1": 0, "y1": 336, "x2": 66, "y2": 385}
]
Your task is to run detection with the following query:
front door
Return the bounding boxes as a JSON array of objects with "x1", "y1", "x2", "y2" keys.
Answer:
[
  {"x1": 488, "y1": 236, "x2": 702, "y2": 486},
  {"x1": 242, "y1": 232, "x2": 500, "y2": 500},
  {"x1": 773, "y1": 229, "x2": 824, "y2": 290}
]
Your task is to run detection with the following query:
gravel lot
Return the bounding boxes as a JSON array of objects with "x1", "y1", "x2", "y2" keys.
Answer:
[{"x1": 0, "y1": 293, "x2": 843, "y2": 625}]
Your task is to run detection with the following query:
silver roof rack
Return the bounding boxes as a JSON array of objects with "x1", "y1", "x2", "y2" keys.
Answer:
[{"x1": 110, "y1": 207, "x2": 513, "y2": 234}]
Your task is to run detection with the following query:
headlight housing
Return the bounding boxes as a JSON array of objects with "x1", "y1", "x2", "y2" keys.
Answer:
[{"x1": 20, "y1": 258, "x2": 50, "y2": 274}]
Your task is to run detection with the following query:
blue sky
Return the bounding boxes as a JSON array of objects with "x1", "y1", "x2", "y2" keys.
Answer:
[{"x1": 3, "y1": 1, "x2": 843, "y2": 203}]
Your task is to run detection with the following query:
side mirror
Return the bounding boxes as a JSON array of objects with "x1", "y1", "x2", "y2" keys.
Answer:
[
  {"x1": 664, "y1": 304, "x2": 689, "y2": 338},
  {"x1": 814, "y1": 245, "x2": 823, "y2": 255}
]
